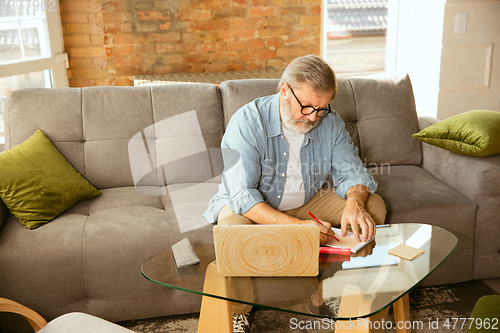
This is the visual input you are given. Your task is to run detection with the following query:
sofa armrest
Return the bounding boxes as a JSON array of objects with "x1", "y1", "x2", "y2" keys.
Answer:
[
  {"x1": 418, "y1": 116, "x2": 500, "y2": 200},
  {"x1": 0, "y1": 199, "x2": 8, "y2": 231},
  {"x1": 418, "y1": 116, "x2": 440, "y2": 130}
]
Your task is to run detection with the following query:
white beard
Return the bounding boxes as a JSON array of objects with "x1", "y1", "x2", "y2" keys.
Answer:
[{"x1": 280, "y1": 96, "x2": 320, "y2": 134}]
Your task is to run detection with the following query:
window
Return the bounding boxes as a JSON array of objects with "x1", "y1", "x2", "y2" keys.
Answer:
[
  {"x1": 322, "y1": 0, "x2": 389, "y2": 76},
  {"x1": 322, "y1": 0, "x2": 446, "y2": 118},
  {"x1": 0, "y1": 0, "x2": 68, "y2": 149}
]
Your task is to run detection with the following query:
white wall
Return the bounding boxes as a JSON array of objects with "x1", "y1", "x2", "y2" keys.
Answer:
[
  {"x1": 386, "y1": 0, "x2": 446, "y2": 118},
  {"x1": 438, "y1": 0, "x2": 500, "y2": 119}
]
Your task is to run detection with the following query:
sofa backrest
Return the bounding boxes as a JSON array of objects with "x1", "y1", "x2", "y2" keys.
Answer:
[
  {"x1": 220, "y1": 74, "x2": 422, "y2": 166},
  {"x1": 219, "y1": 79, "x2": 280, "y2": 128},
  {"x1": 4, "y1": 84, "x2": 225, "y2": 189},
  {"x1": 4, "y1": 74, "x2": 421, "y2": 191},
  {"x1": 346, "y1": 74, "x2": 422, "y2": 166}
]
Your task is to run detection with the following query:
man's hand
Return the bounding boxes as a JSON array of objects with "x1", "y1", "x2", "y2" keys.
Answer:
[
  {"x1": 243, "y1": 202, "x2": 337, "y2": 245},
  {"x1": 305, "y1": 219, "x2": 336, "y2": 245},
  {"x1": 341, "y1": 185, "x2": 376, "y2": 242}
]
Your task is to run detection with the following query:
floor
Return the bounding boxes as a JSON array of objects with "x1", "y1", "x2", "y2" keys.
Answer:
[{"x1": 118, "y1": 278, "x2": 500, "y2": 332}]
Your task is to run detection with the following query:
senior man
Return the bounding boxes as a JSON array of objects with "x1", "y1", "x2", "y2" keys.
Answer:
[
  {"x1": 203, "y1": 55, "x2": 387, "y2": 332},
  {"x1": 204, "y1": 55, "x2": 386, "y2": 242}
]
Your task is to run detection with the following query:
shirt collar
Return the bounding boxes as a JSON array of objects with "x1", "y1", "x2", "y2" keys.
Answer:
[{"x1": 268, "y1": 93, "x2": 320, "y2": 141}]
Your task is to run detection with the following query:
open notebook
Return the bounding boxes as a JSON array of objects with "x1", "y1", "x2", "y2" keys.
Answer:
[{"x1": 323, "y1": 227, "x2": 375, "y2": 253}]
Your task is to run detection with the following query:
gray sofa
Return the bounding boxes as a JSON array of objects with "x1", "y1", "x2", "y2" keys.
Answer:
[{"x1": 1, "y1": 74, "x2": 499, "y2": 331}]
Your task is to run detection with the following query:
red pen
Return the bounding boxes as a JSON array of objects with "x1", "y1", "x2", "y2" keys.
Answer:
[
  {"x1": 307, "y1": 211, "x2": 340, "y2": 242},
  {"x1": 319, "y1": 247, "x2": 351, "y2": 255}
]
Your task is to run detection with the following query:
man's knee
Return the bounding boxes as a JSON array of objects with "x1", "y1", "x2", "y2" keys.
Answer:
[{"x1": 366, "y1": 194, "x2": 387, "y2": 225}]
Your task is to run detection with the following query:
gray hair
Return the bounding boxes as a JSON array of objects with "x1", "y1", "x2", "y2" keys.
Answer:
[{"x1": 279, "y1": 55, "x2": 337, "y2": 98}]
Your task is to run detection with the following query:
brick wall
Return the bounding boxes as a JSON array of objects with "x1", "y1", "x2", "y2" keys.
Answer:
[
  {"x1": 60, "y1": 0, "x2": 108, "y2": 86},
  {"x1": 61, "y1": 0, "x2": 322, "y2": 87}
]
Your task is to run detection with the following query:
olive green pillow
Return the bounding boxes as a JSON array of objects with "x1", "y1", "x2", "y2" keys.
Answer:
[
  {"x1": 413, "y1": 110, "x2": 500, "y2": 157},
  {"x1": 0, "y1": 130, "x2": 101, "y2": 229},
  {"x1": 466, "y1": 295, "x2": 500, "y2": 333}
]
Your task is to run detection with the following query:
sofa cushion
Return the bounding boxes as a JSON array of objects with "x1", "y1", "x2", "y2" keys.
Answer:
[
  {"x1": 128, "y1": 111, "x2": 224, "y2": 189},
  {"x1": 0, "y1": 130, "x2": 101, "y2": 229},
  {"x1": 219, "y1": 79, "x2": 280, "y2": 128},
  {"x1": 0, "y1": 185, "x2": 216, "y2": 324},
  {"x1": 413, "y1": 110, "x2": 500, "y2": 157},
  {"x1": 371, "y1": 165, "x2": 476, "y2": 285},
  {"x1": 81, "y1": 186, "x2": 214, "y2": 316},
  {"x1": 81, "y1": 84, "x2": 224, "y2": 189},
  {"x1": 0, "y1": 213, "x2": 88, "y2": 310},
  {"x1": 5, "y1": 88, "x2": 83, "y2": 151},
  {"x1": 330, "y1": 78, "x2": 360, "y2": 149},
  {"x1": 349, "y1": 74, "x2": 422, "y2": 166},
  {"x1": 84, "y1": 205, "x2": 172, "y2": 300}
]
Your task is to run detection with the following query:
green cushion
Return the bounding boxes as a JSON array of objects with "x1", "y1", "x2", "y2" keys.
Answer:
[
  {"x1": 413, "y1": 110, "x2": 500, "y2": 157},
  {"x1": 0, "y1": 130, "x2": 101, "y2": 229},
  {"x1": 466, "y1": 295, "x2": 500, "y2": 333}
]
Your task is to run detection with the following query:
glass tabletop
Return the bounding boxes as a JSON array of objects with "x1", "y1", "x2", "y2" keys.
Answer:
[{"x1": 142, "y1": 223, "x2": 457, "y2": 320}]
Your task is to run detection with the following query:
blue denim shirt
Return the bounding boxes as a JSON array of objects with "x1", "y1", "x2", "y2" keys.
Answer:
[{"x1": 203, "y1": 93, "x2": 377, "y2": 223}]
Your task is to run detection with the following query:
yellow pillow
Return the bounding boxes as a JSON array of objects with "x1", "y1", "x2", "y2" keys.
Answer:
[{"x1": 0, "y1": 130, "x2": 101, "y2": 229}]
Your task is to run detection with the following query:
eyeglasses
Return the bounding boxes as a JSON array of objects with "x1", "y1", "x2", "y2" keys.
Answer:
[{"x1": 288, "y1": 85, "x2": 332, "y2": 117}]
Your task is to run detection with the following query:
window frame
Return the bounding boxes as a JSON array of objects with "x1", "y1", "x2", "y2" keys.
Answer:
[
  {"x1": 0, "y1": 0, "x2": 68, "y2": 86},
  {"x1": 0, "y1": 0, "x2": 68, "y2": 150}
]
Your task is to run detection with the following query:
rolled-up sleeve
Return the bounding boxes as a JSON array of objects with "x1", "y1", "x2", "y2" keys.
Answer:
[
  {"x1": 330, "y1": 116, "x2": 377, "y2": 199},
  {"x1": 220, "y1": 113, "x2": 265, "y2": 214}
]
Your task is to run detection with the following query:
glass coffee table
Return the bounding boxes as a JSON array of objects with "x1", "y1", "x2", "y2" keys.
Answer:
[{"x1": 142, "y1": 223, "x2": 457, "y2": 332}]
